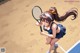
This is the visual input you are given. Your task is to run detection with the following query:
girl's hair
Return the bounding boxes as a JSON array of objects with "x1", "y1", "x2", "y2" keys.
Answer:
[{"x1": 40, "y1": 7, "x2": 78, "y2": 23}]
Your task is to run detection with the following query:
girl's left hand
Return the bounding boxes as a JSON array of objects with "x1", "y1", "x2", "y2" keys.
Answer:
[
  {"x1": 40, "y1": 32, "x2": 49, "y2": 37},
  {"x1": 40, "y1": 32, "x2": 45, "y2": 35}
]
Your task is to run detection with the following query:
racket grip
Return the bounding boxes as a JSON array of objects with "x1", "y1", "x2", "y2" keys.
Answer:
[{"x1": 40, "y1": 26, "x2": 42, "y2": 32}]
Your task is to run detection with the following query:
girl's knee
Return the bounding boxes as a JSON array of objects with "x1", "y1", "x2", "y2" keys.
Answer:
[
  {"x1": 46, "y1": 37, "x2": 52, "y2": 44},
  {"x1": 46, "y1": 42, "x2": 50, "y2": 44},
  {"x1": 50, "y1": 42, "x2": 55, "y2": 46},
  {"x1": 50, "y1": 38, "x2": 59, "y2": 45},
  {"x1": 50, "y1": 40, "x2": 56, "y2": 45}
]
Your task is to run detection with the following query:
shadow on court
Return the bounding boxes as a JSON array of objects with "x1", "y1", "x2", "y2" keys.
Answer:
[{"x1": 0, "y1": 0, "x2": 10, "y2": 5}]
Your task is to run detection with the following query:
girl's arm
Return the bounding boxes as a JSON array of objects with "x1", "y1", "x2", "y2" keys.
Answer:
[
  {"x1": 40, "y1": 32, "x2": 50, "y2": 36},
  {"x1": 36, "y1": 22, "x2": 57, "y2": 38},
  {"x1": 40, "y1": 32, "x2": 55, "y2": 38},
  {"x1": 51, "y1": 24, "x2": 57, "y2": 38},
  {"x1": 40, "y1": 24, "x2": 57, "y2": 38},
  {"x1": 36, "y1": 22, "x2": 42, "y2": 26},
  {"x1": 46, "y1": 24, "x2": 57, "y2": 38}
]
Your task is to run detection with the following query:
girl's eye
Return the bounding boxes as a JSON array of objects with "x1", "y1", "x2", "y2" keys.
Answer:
[
  {"x1": 41, "y1": 19, "x2": 45, "y2": 21},
  {"x1": 45, "y1": 20, "x2": 49, "y2": 23}
]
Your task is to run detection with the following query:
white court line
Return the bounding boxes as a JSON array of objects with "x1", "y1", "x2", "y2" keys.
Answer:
[
  {"x1": 56, "y1": 42, "x2": 66, "y2": 53},
  {"x1": 56, "y1": 40, "x2": 80, "y2": 53},
  {"x1": 66, "y1": 40, "x2": 80, "y2": 53}
]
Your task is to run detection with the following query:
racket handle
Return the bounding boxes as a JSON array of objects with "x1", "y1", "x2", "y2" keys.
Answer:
[{"x1": 40, "y1": 26, "x2": 43, "y2": 32}]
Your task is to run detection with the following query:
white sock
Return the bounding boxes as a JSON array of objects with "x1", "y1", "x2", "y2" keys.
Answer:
[
  {"x1": 46, "y1": 50, "x2": 50, "y2": 53},
  {"x1": 53, "y1": 43, "x2": 58, "y2": 50}
]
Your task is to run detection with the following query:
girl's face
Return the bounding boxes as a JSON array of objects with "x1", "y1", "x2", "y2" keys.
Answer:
[{"x1": 41, "y1": 20, "x2": 50, "y2": 27}]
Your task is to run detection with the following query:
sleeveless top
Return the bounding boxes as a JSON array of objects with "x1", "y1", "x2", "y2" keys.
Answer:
[{"x1": 43, "y1": 22, "x2": 58, "y2": 34}]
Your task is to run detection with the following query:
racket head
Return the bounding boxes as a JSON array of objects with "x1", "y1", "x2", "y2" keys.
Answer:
[{"x1": 32, "y1": 6, "x2": 43, "y2": 22}]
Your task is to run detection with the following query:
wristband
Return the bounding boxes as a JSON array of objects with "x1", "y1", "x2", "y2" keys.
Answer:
[{"x1": 48, "y1": 34, "x2": 53, "y2": 37}]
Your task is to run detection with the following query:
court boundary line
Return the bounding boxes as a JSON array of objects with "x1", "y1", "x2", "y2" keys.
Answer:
[
  {"x1": 57, "y1": 40, "x2": 80, "y2": 53},
  {"x1": 66, "y1": 40, "x2": 80, "y2": 53},
  {"x1": 56, "y1": 42, "x2": 66, "y2": 53}
]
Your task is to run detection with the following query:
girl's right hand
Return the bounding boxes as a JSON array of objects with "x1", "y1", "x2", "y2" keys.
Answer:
[
  {"x1": 35, "y1": 22, "x2": 40, "y2": 26},
  {"x1": 35, "y1": 22, "x2": 42, "y2": 26}
]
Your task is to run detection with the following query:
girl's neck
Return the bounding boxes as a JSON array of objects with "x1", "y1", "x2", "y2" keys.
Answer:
[{"x1": 45, "y1": 22, "x2": 54, "y2": 29}]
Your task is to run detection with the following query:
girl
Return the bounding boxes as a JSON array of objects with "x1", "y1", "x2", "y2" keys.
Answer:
[{"x1": 36, "y1": 7, "x2": 78, "y2": 53}]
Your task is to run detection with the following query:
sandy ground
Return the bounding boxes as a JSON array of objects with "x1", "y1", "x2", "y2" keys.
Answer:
[{"x1": 0, "y1": 0, "x2": 80, "y2": 53}]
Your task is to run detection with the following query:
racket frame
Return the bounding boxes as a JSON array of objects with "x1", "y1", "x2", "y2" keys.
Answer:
[{"x1": 32, "y1": 6, "x2": 43, "y2": 32}]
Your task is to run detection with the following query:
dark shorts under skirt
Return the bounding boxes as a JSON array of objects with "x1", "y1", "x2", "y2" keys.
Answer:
[{"x1": 56, "y1": 24, "x2": 66, "y2": 39}]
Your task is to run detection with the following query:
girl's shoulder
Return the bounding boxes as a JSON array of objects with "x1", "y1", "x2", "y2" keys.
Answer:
[{"x1": 50, "y1": 22, "x2": 58, "y2": 29}]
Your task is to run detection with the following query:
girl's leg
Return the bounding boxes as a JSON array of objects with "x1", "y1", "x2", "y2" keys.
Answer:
[
  {"x1": 46, "y1": 37, "x2": 52, "y2": 44},
  {"x1": 48, "y1": 38, "x2": 59, "y2": 53}
]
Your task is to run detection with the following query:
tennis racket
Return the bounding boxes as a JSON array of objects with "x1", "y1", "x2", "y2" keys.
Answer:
[{"x1": 32, "y1": 6, "x2": 43, "y2": 32}]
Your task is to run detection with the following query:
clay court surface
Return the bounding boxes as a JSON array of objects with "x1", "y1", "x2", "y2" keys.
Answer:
[{"x1": 0, "y1": 0, "x2": 80, "y2": 53}]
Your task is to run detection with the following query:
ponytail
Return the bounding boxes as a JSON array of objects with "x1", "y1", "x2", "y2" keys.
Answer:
[{"x1": 50, "y1": 7, "x2": 78, "y2": 22}]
